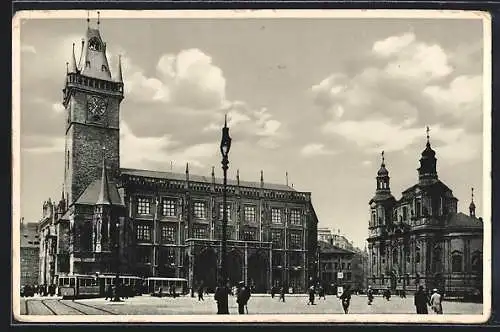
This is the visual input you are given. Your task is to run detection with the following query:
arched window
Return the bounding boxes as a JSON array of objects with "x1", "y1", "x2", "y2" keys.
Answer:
[
  {"x1": 451, "y1": 251, "x2": 463, "y2": 273},
  {"x1": 392, "y1": 248, "x2": 398, "y2": 264},
  {"x1": 415, "y1": 247, "x2": 421, "y2": 264}
]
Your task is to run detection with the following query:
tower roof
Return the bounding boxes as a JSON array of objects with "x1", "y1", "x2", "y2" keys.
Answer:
[
  {"x1": 78, "y1": 27, "x2": 113, "y2": 81},
  {"x1": 377, "y1": 150, "x2": 389, "y2": 176},
  {"x1": 96, "y1": 152, "x2": 112, "y2": 205},
  {"x1": 421, "y1": 126, "x2": 436, "y2": 159}
]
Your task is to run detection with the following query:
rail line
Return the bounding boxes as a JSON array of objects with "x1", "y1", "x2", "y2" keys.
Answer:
[
  {"x1": 60, "y1": 299, "x2": 118, "y2": 315},
  {"x1": 39, "y1": 299, "x2": 58, "y2": 315}
]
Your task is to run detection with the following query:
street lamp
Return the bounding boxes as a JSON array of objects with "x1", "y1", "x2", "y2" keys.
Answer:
[
  {"x1": 219, "y1": 114, "x2": 231, "y2": 314},
  {"x1": 112, "y1": 220, "x2": 122, "y2": 302}
]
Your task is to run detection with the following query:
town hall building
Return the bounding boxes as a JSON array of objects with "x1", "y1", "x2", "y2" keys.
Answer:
[
  {"x1": 367, "y1": 130, "x2": 483, "y2": 298},
  {"x1": 38, "y1": 21, "x2": 319, "y2": 293}
]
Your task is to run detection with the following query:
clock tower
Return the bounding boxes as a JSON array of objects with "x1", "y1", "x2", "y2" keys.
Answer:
[{"x1": 62, "y1": 22, "x2": 124, "y2": 206}]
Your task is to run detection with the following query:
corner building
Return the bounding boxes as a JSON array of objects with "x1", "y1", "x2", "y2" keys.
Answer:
[
  {"x1": 366, "y1": 134, "x2": 483, "y2": 297},
  {"x1": 38, "y1": 22, "x2": 318, "y2": 293}
]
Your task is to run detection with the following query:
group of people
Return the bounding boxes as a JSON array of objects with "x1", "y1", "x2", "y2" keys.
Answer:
[
  {"x1": 213, "y1": 280, "x2": 252, "y2": 314},
  {"x1": 414, "y1": 286, "x2": 444, "y2": 314},
  {"x1": 21, "y1": 284, "x2": 57, "y2": 297}
]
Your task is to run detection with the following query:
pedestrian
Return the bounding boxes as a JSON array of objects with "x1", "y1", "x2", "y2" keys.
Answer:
[
  {"x1": 414, "y1": 285, "x2": 429, "y2": 314},
  {"x1": 307, "y1": 285, "x2": 316, "y2": 305},
  {"x1": 279, "y1": 285, "x2": 286, "y2": 302},
  {"x1": 197, "y1": 284, "x2": 205, "y2": 301},
  {"x1": 383, "y1": 287, "x2": 391, "y2": 301},
  {"x1": 236, "y1": 281, "x2": 251, "y2": 314},
  {"x1": 340, "y1": 285, "x2": 352, "y2": 314},
  {"x1": 430, "y1": 288, "x2": 443, "y2": 314},
  {"x1": 271, "y1": 285, "x2": 275, "y2": 299},
  {"x1": 105, "y1": 284, "x2": 113, "y2": 300},
  {"x1": 214, "y1": 280, "x2": 230, "y2": 314},
  {"x1": 367, "y1": 285, "x2": 374, "y2": 305},
  {"x1": 318, "y1": 285, "x2": 326, "y2": 300}
]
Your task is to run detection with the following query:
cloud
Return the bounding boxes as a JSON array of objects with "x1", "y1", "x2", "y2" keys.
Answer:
[
  {"x1": 301, "y1": 143, "x2": 339, "y2": 157},
  {"x1": 21, "y1": 44, "x2": 36, "y2": 54},
  {"x1": 21, "y1": 136, "x2": 65, "y2": 154},
  {"x1": 373, "y1": 32, "x2": 452, "y2": 82}
]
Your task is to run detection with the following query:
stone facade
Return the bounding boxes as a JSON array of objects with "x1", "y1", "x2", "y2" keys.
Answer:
[
  {"x1": 20, "y1": 220, "x2": 40, "y2": 286},
  {"x1": 367, "y1": 138, "x2": 483, "y2": 297}
]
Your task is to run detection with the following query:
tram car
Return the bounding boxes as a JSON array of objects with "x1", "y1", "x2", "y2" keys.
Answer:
[
  {"x1": 58, "y1": 274, "x2": 100, "y2": 299},
  {"x1": 97, "y1": 274, "x2": 144, "y2": 297},
  {"x1": 145, "y1": 277, "x2": 188, "y2": 297}
]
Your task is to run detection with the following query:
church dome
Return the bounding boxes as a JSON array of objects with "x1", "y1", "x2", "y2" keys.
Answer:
[
  {"x1": 421, "y1": 141, "x2": 436, "y2": 159},
  {"x1": 377, "y1": 164, "x2": 389, "y2": 176}
]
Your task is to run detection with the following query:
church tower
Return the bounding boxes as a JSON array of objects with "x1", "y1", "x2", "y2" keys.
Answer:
[
  {"x1": 62, "y1": 16, "x2": 124, "y2": 206},
  {"x1": 418, "y1": 126, "x2": 438, "y2": 185},
  {"x1": 469, "y1": 187, "x2": 476, "y2": 218}
]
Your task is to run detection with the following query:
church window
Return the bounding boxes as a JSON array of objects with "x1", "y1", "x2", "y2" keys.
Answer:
[
  {"x1": 162, "y1": 198, "x2": 176, "y2": 217},
  {"x1": 161, "y1": 224, "x2": 176, "y2": 244},
  {"x1": 471, "y1": 251, "x2": 482, "y2": 273},
  {"x1": 193, "y1": 201, "x2": 207, "y2": 219},
  {"x1": 371, "y1": 211, "x2": 376, "y2": 225},
  {"x1": 219, "y1": 203, "x2": 232, "y2": 221},
  {"x1": 271, "y1": 208, "x2": 282, "y2": 224},
  {"x1": 289, "y1": 231, "x2": 302, "y2": 249},
  {"x1": 415, "y1": 199, "x2": 422, "y2": 218},
  {"x1": 271, "y1": 230, "x2": 283, "y2": 248},
  {"x1": 136, "y1": 224, "x2": 151, "y2": 242},
  {"x1": 290, "y1": 209, "x2": 301, "y2": 225},
  {"x1": 137, "y1": 197, "x2": 150, "y2": 215},
  {"x1": 415, "y1": 247, "x2": 421, "y2": 264},
  {"x1": 244, "y1": 206, "x2": 256, "y2": 223},
  {"x1": 451, "y1": 252, "x2": 463, "y2": 273},
  {"x1": 392, "y1": 248, "x2": 398, "y2": 264}
]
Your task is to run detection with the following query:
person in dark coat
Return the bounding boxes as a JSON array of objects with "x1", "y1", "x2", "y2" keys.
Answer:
[
  {"x1": 105, "y1": 284, "x2": 113, "y2": 300},
  {"x1": 318, "y1": 285, "x2": 326, "y2": 300},
  {"x1": 236, "y1": 281, "x2": 251, "y2": 314},
  {"x1": 367, "y1": 286, "x2": 374, "y2": 305},
  {"x1": 214, "y1": 280, "x2": 230, "y2": 314},
  {"x1": 340, "y1": 285, "x2": 352, "y2": 314},
  {"x1": 271, "y1": 285, "x2": 276, "y2": 299},
  {"x1": 197, "y1": 284, "x2": 205, "y2": 301},
  {"x1": 307, "y1": 285, "x2": 316, "y2": 305},
  {"x1": 279, "y1": 285, "x2": 286, "y2": 302},
  {"x1": 414, "y1": 285, "x2": 429, "y2": 314}
]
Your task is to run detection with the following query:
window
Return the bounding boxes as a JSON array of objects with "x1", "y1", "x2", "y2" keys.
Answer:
[
  {"x1": 334, "y1": 262, "x2": 339, "y2": 270},
  {"x1": 138, "y1": 248, "x2": 151, "y2": 264},
  {"x1": 452, "y1": 252, "x2": 463, "y2": 273},
  {"x1": 415, "y1": 247, "x2": 421, "y2": 263},
  {"x1": 244, "y1": 206, "x2": 256, "y2": 223},
  {"x1": 345, "y1": 272, "x2": 352, "y2": 281},
  {"x1": 242, "y1": 228, "x2": 257, "y2": 241},
  {"x1": 137, "y1": 197, "x2": 151, "y2": 215},
  {"x1": 161, "y1": 224, "x2": 176, "y2": 243},
  {"x1": 392, "y1": 248, "x2": 398, "y2": 264},
  {"x1": 272, "y1": 252, "x2": 283, "y2": 266},
  {"x1": 371, "y1": 211, "x2": 376, "y2": 225},
  {"x1": 219, "y1": 203, "x2": 231, "y2": 220},
  {"x1": 193, "y1": 202, "x2": 207, "y2": 219},
  {"x1": 271, "y1": 230, "x2": 283, "y2": 248},
  {"x1": 415, "y1": 199, "x2": 422, "y2": 218},
  {"x1": 341, "y1": 262, "x2": 345, "y2": 270},
  {"x1": 162, "y1": 198, "x2": 176, "y2": 217},
  {"x1": 193, "y1": 226, "x2": 207, "y2": 239},
  {"x1": 136, "y1": 224, "x2": 151, "y2": 241},
  {"x1": 403, "y1": 207, "x2": 408, "y2": 220},
  {"x1": 271, "y1": 208, "x2": 282, "y2": 224},
  {"x1": 289, "y1": 231, "x2": 302, "y2": 248},
  {"x1": 347, "y1": 263, "x2": 351, "y2": 270},
  {"x1": 290, "y1": 209, "x2": 301, "y2": 225}
]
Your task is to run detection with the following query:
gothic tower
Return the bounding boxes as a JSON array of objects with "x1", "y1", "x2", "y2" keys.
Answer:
[{"x1": 62, "y1": 19, "x2": 124, "y2": 206}]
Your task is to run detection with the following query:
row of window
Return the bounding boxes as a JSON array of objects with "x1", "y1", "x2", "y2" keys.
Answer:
[
  {"x1": 136, "y1": 197, "x2": 302, "y2": 225},
  {"x1": 321, "y1": 262, "x2": 352, "y2": 270}
]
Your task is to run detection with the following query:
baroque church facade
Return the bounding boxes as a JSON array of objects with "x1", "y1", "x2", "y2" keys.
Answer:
[
  {"x1": 367, "y1": 131, "x2": 484, "y2": 297},
  {"x1": 38, "y1": 22, "x2": 319, "y2": 293}
]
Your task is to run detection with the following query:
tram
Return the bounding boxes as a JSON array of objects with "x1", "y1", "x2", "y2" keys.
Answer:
[
  {"x1": 98, "y1": 274, "x2": 144, "y2": 297},
  {"x1": 58, "y1": 274, "x2": 100, "y2": 299},
  {"x1": 145, "y1": 277, "x2": 188, "y2": 297}
]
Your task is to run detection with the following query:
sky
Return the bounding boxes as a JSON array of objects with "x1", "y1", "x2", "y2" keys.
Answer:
[{"x1": 17, "y1": 13, "x2": 486, "y2": 249}]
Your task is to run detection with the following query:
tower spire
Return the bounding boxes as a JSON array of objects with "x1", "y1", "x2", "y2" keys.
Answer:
[
  {"x1": 117, "y1": 54, "x2": 123, "y2": 82},
  {"x1": 286, "y1": 171, "x2": 289, "y2": 186},
  {"x1": 96, "y1": 146, "x2": 111, "y2": 205},
  {"x1": 97, "y1": 11, "x2": 100, "y2": 27},
  {"x1": 426, "y1": 126, "x2": 430, "y2": 145},
  {"x1": 87, "y1": 10, "x2": 90, "y2": 28},
  {"x1": 70, "y1": 42, "x2": 77, "y2": 73},
  {"x1": 469, "y1": 187, "x2": 476, "y2": 217},
  {"x1": 381, "y1": 150, "x2": 385, "y2": 166},
  {"x1": 224, "y1": 113, "x2": 228, "y2": 128}
]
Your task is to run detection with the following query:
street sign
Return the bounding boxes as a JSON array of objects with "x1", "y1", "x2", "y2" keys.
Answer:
[{"x1": 337, "y1": 272, "x2": 344, "y2": 279}]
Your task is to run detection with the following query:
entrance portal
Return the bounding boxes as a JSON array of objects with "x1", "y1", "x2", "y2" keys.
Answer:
[
  {"x1": 194, "y1": 248, "x2": 218, "y2": 292},
  {"x1": 227, "y1": 250, "x2": 243, "y2": 286},
  {"x1": 248, "y1": 251, "x2": 268, "y2": 293}
]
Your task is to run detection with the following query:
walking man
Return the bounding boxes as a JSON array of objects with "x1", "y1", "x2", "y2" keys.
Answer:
[
  {"x1": 367, "y1": 285, "x2": 374, "y2": 305},
  {"x1": 307, "y1": 285, "x2": 316, "y2": 305},
  {"x1": 236, "y1": 281, "x2": 251, "y2": 314},
  {"x1": 414, "y1": 285, "x2": 429, "y2": 314},
  {"x1": 340, "y1": 285, "x2": 352, "y2": 314},
  {"x1": 214, "y1": 280, "x2": 230, "y2": 314},
  {"x1": 279, "y1": 285, "x2": 286, "y2": 302},
  {"x1": 197, "y1": 283, "x2": 205, "y2": 301},
  {"x1": 430, "y1": 288, "x2": 443, "y2": 314}
]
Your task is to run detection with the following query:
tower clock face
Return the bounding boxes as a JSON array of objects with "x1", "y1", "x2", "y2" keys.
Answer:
[{"x1": 87, "y1": 96, "x2": 107, "y2": 120}]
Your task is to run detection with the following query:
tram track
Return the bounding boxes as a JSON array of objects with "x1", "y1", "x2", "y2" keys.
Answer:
[
  {"x1": 60, "y1": 299, "x2": 118, "y2": 315},
  {"x1": 39, "y1": 299, "x2": 58, "y2": 315}
]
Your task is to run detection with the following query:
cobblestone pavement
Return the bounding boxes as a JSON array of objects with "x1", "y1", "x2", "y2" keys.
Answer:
[{"x1": 20, "y1": 294, "x2": 483, "y2": 316}]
